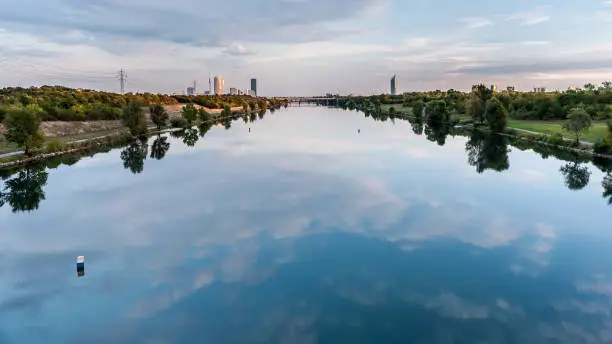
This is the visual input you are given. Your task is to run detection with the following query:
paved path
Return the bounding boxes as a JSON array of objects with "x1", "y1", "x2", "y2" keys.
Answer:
[{"x1": 511, "y1": 127, "x2": 593, "y2": 147}]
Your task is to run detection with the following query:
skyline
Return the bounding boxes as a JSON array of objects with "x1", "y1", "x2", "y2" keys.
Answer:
[{"x1": 1, "y1": 0, "x2": 612, "y2": 96}]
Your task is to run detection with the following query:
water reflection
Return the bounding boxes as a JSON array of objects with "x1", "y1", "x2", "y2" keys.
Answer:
[
  {"x1": 150, "y1": 135, "x2": 170, "y2": 161},
  {"x1": 602, "y1": 173, "x2": 612, "y2": 204},
  {"x1": 182, "y1": 128, "x2": 199, "y2": 147},
  {"x1": 120, "y1": 140, "x2": 148, "y2": 174},
  {"x1": 2, "y1": 107, "x2": 612, "y2": 343},
  {"x1": 465, "y1": 132, "x2": 510, "y2": 173},
  {"x1": 0, "y1": 165, "x2": 48, "y2": 212},
  {"x1": 560, "y1": 162, "x2": 592, "y2": 191}
]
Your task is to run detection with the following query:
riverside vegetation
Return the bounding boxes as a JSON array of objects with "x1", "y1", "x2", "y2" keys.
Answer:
[
  {"x1": 336, "y1": 82, "x2": 612, "y2": 155},
  {"x1": 0, "y1": 86, "x2": 287, "y2": 161}
]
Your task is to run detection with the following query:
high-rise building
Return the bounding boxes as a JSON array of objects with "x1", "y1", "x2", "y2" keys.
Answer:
[
  {"x1": 390, "y1": 75, "x2": 397, "y2": 95},
  {"x1": 250, "y1": 78, "x2": 257, "y2": 97},
  {"x1": 187, "y1": 86, "x2": 195, "y2": 96},
  {"x1": 214, "y1": 76, "x2": 224, "y2": 95},
  {"x1": 490, "y1": 84, "x2": 498, "y2": 93},
  {"x1": 507, "y1": 86, "x2": 515, "y2": 92},
  {"x1": 229, "y1": 87, "x2": 238, "y2": 95}
]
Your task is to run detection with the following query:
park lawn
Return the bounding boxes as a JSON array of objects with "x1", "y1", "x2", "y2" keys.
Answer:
[{"x1": 507, "y1": 120, "x2": 608, "y2": 143}]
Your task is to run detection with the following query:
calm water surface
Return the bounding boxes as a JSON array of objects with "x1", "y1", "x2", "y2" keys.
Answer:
[{"x1": 1, "y1": 107, "x2": 611, "y2": 344}]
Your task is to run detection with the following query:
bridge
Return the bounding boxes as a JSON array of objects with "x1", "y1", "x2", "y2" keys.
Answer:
[{"x1": 275, "y1": 97, "x2": 340, "y2": 106}]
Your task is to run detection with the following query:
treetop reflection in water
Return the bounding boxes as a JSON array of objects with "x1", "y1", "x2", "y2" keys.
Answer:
[
  {"x1": 0, "y1": 106, "x2": 611, "y2": 343},
  {"x1": 0, "y1": 107, "x2": 611, "y2": 212}
]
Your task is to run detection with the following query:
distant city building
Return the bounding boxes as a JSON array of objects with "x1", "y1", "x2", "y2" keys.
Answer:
[
  {"x1": 390, "y1": 75, "x2": 397, "y2": 95},
  {"x1": 229, "y1": 87, "x2": 239, "y2": 95},
  {"x1": 507, "y1": 86, "x2": 515, "y2": 92},
  {"x1": 250, "y1": 78, "x2": 257, "y2": 97},
  {"x1": 534, "y1": 87, "x2": 547, "y2": 93},
  {"x1": 214, "y1": 76, "x2": 224, "y2": 95},
  {"x1": 490, "y1": 84, "x2": 498, "y2": 93},
  {"x1": 246, "y1": 90, "x2": 256, "y2": 97},
  {"x1": 187, "y1": 86, "x2": 195, "y2": 96},
  {"x1": 204, "y1": 91, "x2": 211, "y2": 95}
]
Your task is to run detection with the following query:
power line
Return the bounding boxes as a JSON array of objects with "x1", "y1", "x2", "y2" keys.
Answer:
[{"x1": 117, "y1": 69, "x2": 127, "y2": 94}]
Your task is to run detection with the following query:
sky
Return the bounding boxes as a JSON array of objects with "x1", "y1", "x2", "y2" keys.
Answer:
[{"x1": 0, "y1": 0, "x2": 612, "y2": 96}]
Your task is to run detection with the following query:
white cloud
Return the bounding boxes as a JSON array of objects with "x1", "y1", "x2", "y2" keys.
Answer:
[{"x1": 459, "y1": 17, "x2": 494, "y2": 29}]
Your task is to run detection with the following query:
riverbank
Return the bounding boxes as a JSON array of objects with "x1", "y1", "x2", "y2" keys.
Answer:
[
  {"x1": 0, "y1": 109, "x2": 251, "y2": 168},
  {"x1": 379, "y1": 104, "x2": 609, "y2": 143}
]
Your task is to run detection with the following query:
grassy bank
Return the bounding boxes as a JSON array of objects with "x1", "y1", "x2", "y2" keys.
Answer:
[{"x1": 379, "y1": 103, "x2": 608, "y2": 143}]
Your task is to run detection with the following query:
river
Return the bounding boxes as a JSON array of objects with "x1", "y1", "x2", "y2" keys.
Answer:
[{"x1": 0, "y1": 106, "x2": 611, "y2": 343}]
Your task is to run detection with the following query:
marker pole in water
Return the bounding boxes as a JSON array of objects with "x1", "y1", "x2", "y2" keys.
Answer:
[{"x1": 76, "y1": 256, "x2": 85, "y2": 277}]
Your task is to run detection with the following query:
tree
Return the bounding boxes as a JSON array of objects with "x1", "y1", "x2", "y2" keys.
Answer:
[
  {"x1": 249, "y1": 101, "x2": 257, "y2": 112},
  {"x1": 0, "y1": 166, "x2": 48, "y2": 212},
  {"x1": 4, "y1": 106, "x2": 45, "y2": 155},
  {"x1": 221, "y1": 105, "x2": 232, "y2": 117},
  {"x1": 198, "y1": 108, "x2": 211, "y2": 122},
  {"x1": 150, "y1": 136, "x2": 170, "y2": 160},
  {"x1": 562, "y1": 107, "x2": 592, "y2": 144},
  {"x1": 412, "y1": 100, "x2": 424, "y2": 118},
  {"x1": 486, "y1": 98, "x2": 508, "y2": 132},
  {"x1": 149, "y1": 104, "x2": 169, "y2": 130},
  {"x1": 181, "y1": 103, "x2": 198, "y2": 126},
  {"x1": 467, "y1": 94, "x2": 486, "y2": 123},
  {"x1": 560, "y1": 162, "x2": 591, "y2": 191},
  {"x1": 389, "y1": 106, "x2": 396, "y2": 115},
  {"x1": 120, "y1": 140, "x2": 148, "y2": 174},
  {"x1": 242, "y1": 103, "x2": 249, "y2": 113},
  {"x1": 425, "y1": 100, "x2": 449, "y2": 125},
  {"x1": 122, "y1": 101, "x2": 147, "y2": 138}
]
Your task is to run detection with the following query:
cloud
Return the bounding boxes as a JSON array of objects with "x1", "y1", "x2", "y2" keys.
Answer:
[
  {"x1": 223, "y1": 43, "x2": 257, "y2": 56},
  {"x1": 0, "y1": 0, "x2": 387, "y2": 47},
  {"x1": 506, "y1": 7, "x2": 551, "y2": 25},
  {"x1": 406, "y1": 293, "x2": 489, "y2": 319},
  {"x1": 459, "y1": 17, "x2": 494, "y2": 29}
]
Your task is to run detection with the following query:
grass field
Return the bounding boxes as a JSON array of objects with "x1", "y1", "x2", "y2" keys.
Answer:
[
  {"x1": 506, "y1": 120, "x2": 608, "y2": 143},
  {"x1": 380, "y1": 103, "x2": 609, "y2": 143}
]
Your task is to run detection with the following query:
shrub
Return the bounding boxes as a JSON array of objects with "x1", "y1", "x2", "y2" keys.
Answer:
[
  {"x1": 170, "y1": 117, "x2": 188, "y2": 128},
  {"x1": 46, "y1": 140, "x2": 66, "y2": 153}
]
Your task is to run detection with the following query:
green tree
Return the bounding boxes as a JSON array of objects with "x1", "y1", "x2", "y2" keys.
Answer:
[
  {"x1": 560, "y1": 162, "x2": 591, "y2": 191},
  {"x1": 603, "y1": 173, "x2": 612, "y2": 205},
  {"x1": 467, "y1": 94, "x2": 486, "y2": 123},
  {"x1": 149, "y1": 104, "x2": 169, "y2": 130},
  {"x1": 0, "y1": 166, "x2": 48, "y2": 213},
  {"x1": 122, "y1": 101, "x2": 147, "y2": 138},
  {"x1": 562, "y1": 107, "x2": 592, "y2": 144},
  {"x1": 249, "y1": 101, "x2": 257, "y2": 112},
  {"x1": 120, "y1": 140, "x2": 148, "y2": 174},
  {"x1": 221, "y1": 105, "x2": 232, "y2": 117},
  {"x1": 242, "y1": 102, "x2": 249, "y2": 113},
  {"x1": 412, "y1": 100, "x2": 424, "y2": 118},
  {"x1": 181, "y1": 104, "x2": 198, "y2": 126},
  {"x1": 389, "y1": 106, "x2": 396, "y2": 115},
  {"x1": 198, "y1": 108, "x2": 211, "y2": 122},
  {"x1": 486, "y1": 98, "x2": 508, "y2": 132},
  {"x1": 150, "y1": 136, "x2": 170, "y2": 160},
  {"x1": 425, "y1": 100, "x2": 449, "y2": 125},
  {"x1": 4, "y1": 106, "x2": 45, "y2": 156}
]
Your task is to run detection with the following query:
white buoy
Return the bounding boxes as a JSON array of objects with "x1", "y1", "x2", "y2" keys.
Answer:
[{"x1": 76, "y1": 256, "x2": 85, "y2": 269}]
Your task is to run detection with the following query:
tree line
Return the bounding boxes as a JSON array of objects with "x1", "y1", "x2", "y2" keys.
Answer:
[{"x1": 0, "y1": 86, "x2": 286, "y2": 122}]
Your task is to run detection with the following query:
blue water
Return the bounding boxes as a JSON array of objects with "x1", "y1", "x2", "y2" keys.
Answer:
[{"x1": 0, "y1": 107, "x2": 611, "y2": 344}]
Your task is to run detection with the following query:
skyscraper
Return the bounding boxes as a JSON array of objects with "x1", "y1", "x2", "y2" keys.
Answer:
[
  {"x1": 390, "y1": 75, "x2": 397, "y2": 95},
  {"x1": 250, "y1": 78, "x2": 257, "y2": 97},
  {"x1": 214, "y1": 76, "x2": 224, "y2": 95}
]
